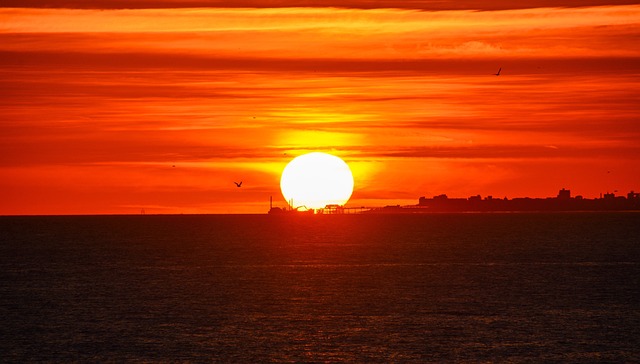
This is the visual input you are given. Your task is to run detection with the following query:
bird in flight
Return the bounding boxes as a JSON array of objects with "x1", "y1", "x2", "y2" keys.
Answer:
[
  {"x1": 234, "y1": 181, "x2": 243, "y2": 187},
  {"x1": 494, "y1": 67, "x2": 502, "y2": 76}
]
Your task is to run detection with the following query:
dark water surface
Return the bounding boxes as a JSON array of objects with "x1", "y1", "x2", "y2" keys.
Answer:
[{"x1": 1, "y1": 213, "x2": 639, "y2": 362}]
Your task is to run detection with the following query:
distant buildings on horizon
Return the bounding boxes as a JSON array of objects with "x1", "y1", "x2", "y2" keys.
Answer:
[
  {"x1": 404, "y1": 188, "x2": 640, "y2": 212},
  {"x1": 270, "y1": 189, "x2": 640, "y2": 214}
]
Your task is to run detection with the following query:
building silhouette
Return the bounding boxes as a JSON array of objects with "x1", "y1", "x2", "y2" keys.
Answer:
[
  {"x1": 413, "y1": 189, "x2": 640, "y2": 212},
  {"x1": 269, "y1": 189, "x2": 640, "y2": 214}
]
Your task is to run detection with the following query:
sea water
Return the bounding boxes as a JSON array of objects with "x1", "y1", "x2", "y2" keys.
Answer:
[{"x1": 1, "y1": 213, "x2": 639, "y2": 362}]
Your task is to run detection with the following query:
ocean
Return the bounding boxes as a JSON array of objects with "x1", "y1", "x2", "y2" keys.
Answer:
[{"x1": 1, "y1": 213, "x2": 639, "y2": 362}]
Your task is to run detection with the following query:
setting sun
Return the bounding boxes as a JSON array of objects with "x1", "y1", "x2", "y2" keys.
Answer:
[{"x1": 280, "y1": 152, "x2": 354, "y2": 210}]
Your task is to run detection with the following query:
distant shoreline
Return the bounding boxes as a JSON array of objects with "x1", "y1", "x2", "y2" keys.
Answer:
[{"x1": 270, "y1": 189, "x2": 640, "y2": 214}]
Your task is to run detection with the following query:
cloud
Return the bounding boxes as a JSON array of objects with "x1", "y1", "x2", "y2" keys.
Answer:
[
  {"x1": 2, "y1": 6, "x2": 640, "y2": 61},
  {"x1": 3, "y1": 0, "x2": 640, "y2": 10}
]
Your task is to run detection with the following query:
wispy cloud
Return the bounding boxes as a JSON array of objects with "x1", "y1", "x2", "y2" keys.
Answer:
[
  {"x1": 2, "y1": 6, "x2": 640, "y2": 59},
  {"x1": 3, "y1": 0, "x2": 640, "y2": 10}
]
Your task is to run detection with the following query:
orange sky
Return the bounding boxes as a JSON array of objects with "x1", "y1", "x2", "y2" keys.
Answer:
[{"x1": 1, "y1": 2, "x2": 639, "y2": 214}]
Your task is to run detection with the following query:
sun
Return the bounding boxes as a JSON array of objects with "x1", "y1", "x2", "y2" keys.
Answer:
[{"x1": 280, "y1": 152, "x2": 354, "y2": 210}]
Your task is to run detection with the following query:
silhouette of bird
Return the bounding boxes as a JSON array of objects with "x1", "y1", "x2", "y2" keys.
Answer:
[
  {"x1": 494, "y1": 67, "x2": 501, "y2": 76},
  {"x1": 234, "y1": 181, "x2": 243, "y2": 187}
]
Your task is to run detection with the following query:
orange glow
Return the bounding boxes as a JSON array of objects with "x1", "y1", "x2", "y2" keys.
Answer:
[{"x1": 1, "y1": 4, "x2": 639, "y2": 214}]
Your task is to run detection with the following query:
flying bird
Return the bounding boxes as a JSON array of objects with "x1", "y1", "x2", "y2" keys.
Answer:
[
  {"x1": 494, "y1": 67, "x2": 502, "y2": 76},
  {"x1": 234, "y1": 181, "x2": 243, "y2": 187}
]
